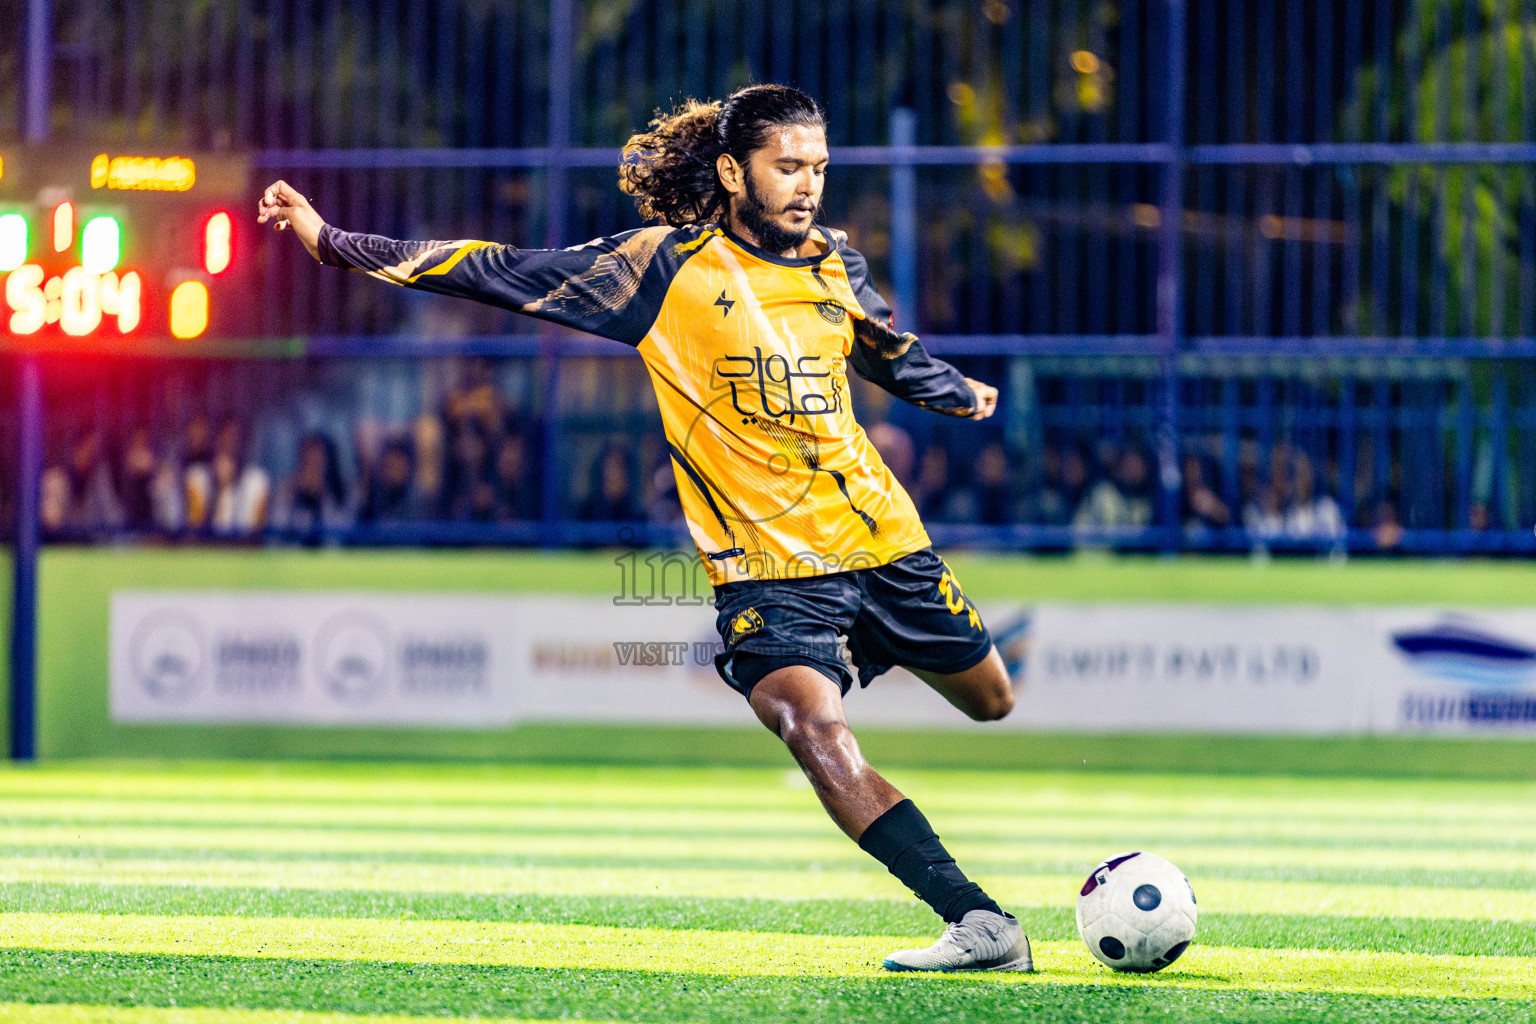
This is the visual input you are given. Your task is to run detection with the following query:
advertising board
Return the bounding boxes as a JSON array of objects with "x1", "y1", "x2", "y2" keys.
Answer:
[{"x1": 111, "y1": 592, "x2": 1536, "y2": 734}]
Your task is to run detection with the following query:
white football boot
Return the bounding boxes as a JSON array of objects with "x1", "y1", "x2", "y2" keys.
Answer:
[{"x1": 882, "y1": 909, "x2": 1034, "y2": 972}]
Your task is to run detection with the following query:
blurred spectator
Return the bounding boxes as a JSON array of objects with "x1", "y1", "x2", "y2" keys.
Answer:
[
  {"x1": 360, "y1": 438, "x2": 428, "y2": 524},
  {"x1": 1093, "y1": 439, "x2": 1117, "y2": 481},
  {"x1": 1284, "y1": 450, "x2": 1344, "y2": 540},
  {"x1": 411, "y1": 413, "x2": 447, "y2": 516},
  {"x1": 866, "y1": 422, "x2": 915, "y2": 489},
  {"x1": 647, "y1": 459, "x2": 684, "y2": 527},
  {"x1": 973, "y1": 441, "x2": 1012, "y2": 525},
  {"x1": 582, "y1": 443, "x2": 641, "y2": 521},
  {"x1": 180, "y1": 414, "x2": 216, "y2": 531},
  {"x1": 1032, "y1": 441, "x2": 1090, "y2": 525},
  {"x1": 1372, "y1": 495, "x2": 1404, "y2": 548},
  {"x1": 39, "y1": 471, "x2": 67, "y2": 536},
  {"x1": 40, "y1": 428, "x2": 124, "y2": 536},
  {"x1": 443, "y1": 358, "x2": 504, "y2": 437},
  {"x1": 1029, "y1": 443, "x2": 1063, "y2": 524},
  {"x1": 1238, "y1": 438, "x2": 1264, "y2": 524},
  {"x1": 1243, "y1": 480, "x2": 1285, "y2": 538},
  {"x1": 272, "y1": 433, "x2": 348, "y2": 536},
  {"x1": 118, "y1": 427, "x2": 158, "y2": 531},
  {"x1": 445, "y1": 421, "x2": 493, "y2": 521},
  {"x1": 492, "y1": 432, "x2": 538, "y2": 522},
  {"x1": 1468, "y1": 502, "x2": 1490, "y2": 532},
  {"x1": 1242, "y1": 443, "x2": 1289, "y2": 539},
  {"x1": 1181, "y1": 453, "x2": 1231, "y2": 531},
  {"x1": 911, "y1": 441, "x2": 952, "y2": 520},
  {"x1": 118, "y1": 426, "x2": 185, "y2": 533},
  {"x1": 351, "y1": 417, "x2": 388, "y2": 496},
  {"x1": 467, "y1": 479, "x2": 498, "y2": 521},
  {"x1": 207, "y1": 419, "x2": 271, "y2": 536},
  {"x1": 1073, "y1": 444, "x2": 1154, "y2": 530}
]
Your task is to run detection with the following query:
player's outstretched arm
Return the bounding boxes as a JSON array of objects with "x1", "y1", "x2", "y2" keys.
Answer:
[
  {"x1": 257, "y1": 180, "x2": 677, "y2": 346},
  {"x1": 837, "y1": 239, "x2": 994, "y2": 419},
  {"x1": 257, "y1": 178, "x2": 510, "y2": 302},
  {"x1": 849, "y1": 316, "x2": 996, "y2": 420}
]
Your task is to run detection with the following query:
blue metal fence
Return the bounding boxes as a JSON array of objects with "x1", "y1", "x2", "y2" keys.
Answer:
[{"x1": 5, "y1": 0, "x2": 1536, "y2": 557}]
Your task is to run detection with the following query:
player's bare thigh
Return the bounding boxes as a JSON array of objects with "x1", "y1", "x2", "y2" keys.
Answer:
[{"x1": 909, "y1": 645, "x2": 1014, "y2": 722}]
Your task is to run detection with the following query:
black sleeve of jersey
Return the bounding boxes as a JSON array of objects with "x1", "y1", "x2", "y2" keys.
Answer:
[
  {"x1": 317, "y1": 223, "x2": 695, "y2": 346},
  {"x1": 839, "y1": 238, "x2": 896, "y2": 325},
  {"x1": 839, "y1": 244, "x2": 978, "y2": 418}
]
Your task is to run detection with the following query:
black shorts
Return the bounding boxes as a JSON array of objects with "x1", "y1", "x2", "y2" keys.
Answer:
[{"x1": 712, "y1": 547, "x2": 994, "y2": 698}]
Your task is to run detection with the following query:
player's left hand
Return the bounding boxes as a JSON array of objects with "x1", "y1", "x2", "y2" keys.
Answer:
[
  {"x1": 963, "y1": 378, "x2": 998, "y2": 419},
  {"x1": 257, "y1": 179, "x2": 326, "y2": 262}
]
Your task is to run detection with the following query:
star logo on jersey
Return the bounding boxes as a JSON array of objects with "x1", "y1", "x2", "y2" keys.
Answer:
[{"x1": 715, "y1": 288, "x2": 736, "y2": 317}]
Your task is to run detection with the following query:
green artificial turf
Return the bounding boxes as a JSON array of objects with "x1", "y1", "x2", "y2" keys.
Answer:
[
  {"x1": 0, "y1": 761, "x2": 1530, "y2": 1023},
  {"x1": 1, "y1": 884, "x2": 1532, "y2": 958},
  {"x1": 4, "y1": 951, "x2": 1530, "y2": 1024}
]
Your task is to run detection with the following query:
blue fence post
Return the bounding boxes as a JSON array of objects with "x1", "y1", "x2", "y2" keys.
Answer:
[
  {"x1": 11, "y1": 0, "x2": 51, "y2": 761},
  {"x1": 1155, "y1": 0, "x2": 1188, "y2": 550},
  {"x1": 540, "y1": 0, "x2": 577, "y2": 546},
  {"x1": 545, "y1": 0, "x2": 575, "y2": 250},
  {"x1": 1454, "y1": 377, "x2": 1474, "y2": 529},
  {"x1": 1489, "y1": 364, "x2": 1509, "y2": 527},
  {"x1": 1338, "y1": 375, "x2": 1358, "y2": 528},
  {"x1": 25, "y1": 0, "x2": 51, "y2": 140},
  {"x1": 889, "y1": 107, "x2": 919, "y2": 331},
  {"x1": 10, "y1": 359, "x2": 43, "y2": 761}
]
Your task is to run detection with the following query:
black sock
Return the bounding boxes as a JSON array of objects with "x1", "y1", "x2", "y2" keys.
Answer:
[{"x1": 857, "y1": 798, "x2": 1004, "y2": 923}]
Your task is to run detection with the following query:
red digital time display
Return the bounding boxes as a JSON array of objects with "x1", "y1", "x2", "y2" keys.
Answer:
[{"x1": 0, "y1": 147, "x2": 248, "y2": 344}]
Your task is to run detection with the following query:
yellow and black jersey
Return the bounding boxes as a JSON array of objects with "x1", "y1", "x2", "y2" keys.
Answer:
[{"x1": 319, "y1": 221, "x2": 978, "y2": 585}]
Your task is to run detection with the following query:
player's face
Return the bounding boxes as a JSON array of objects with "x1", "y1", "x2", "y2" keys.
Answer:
[{"x1": 734, "y1": 124, "x2": 829, "y2": 254}]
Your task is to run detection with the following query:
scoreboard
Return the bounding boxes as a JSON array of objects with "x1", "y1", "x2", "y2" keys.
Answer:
[{"x1": 0, "y1": 146, "x2": 250, "y2": 344}]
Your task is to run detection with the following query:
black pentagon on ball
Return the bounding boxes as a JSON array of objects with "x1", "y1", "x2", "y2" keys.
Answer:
[
  {"x1": 1162, "y1": 940, "x2": 1190, "y2": 966},
  {"x1": 1098, "y1": 935, "x2": 1126, "y2": 960},
  {"x1": 1133, "y1": 883, "x2": 1162, "y2": 911}
]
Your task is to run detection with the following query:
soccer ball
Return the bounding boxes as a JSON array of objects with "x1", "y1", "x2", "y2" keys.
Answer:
[{"x1": 1076, "y1": 851, "x2": 1197, "y2": 973}]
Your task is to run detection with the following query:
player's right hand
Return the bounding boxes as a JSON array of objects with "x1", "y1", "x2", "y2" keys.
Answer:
[
  {"x1": 962, "y1": 378, "x2": 998, "y2": 419},
  {"x1": 257, "y1": 180, "x2": 326, "y2": 262}
]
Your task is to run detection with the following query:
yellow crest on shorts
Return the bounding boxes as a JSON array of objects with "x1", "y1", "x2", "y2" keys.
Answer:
[{"x1": 728, "y1": 608, "x2": 764, "y2": 644}]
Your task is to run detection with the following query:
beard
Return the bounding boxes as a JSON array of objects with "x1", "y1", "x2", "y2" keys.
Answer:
[{"x1": 736, "y1": 173, "x2": 817, "y2": 255}]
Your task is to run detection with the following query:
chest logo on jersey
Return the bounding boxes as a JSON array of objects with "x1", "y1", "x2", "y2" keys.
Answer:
[
  {"x1": 715, "y1": 346, "x2": 844, "y2": 425},
  {"x1": 714, "y1": 288, "x2": 736, "y2": 317},
  {"x1": 814, "y1": 299, "x2": 846, "y2": 326}
]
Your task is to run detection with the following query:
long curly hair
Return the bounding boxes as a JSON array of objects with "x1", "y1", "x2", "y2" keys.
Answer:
[{"x1": 619, "y1": 85, "x2": 825, "y2": 227}]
